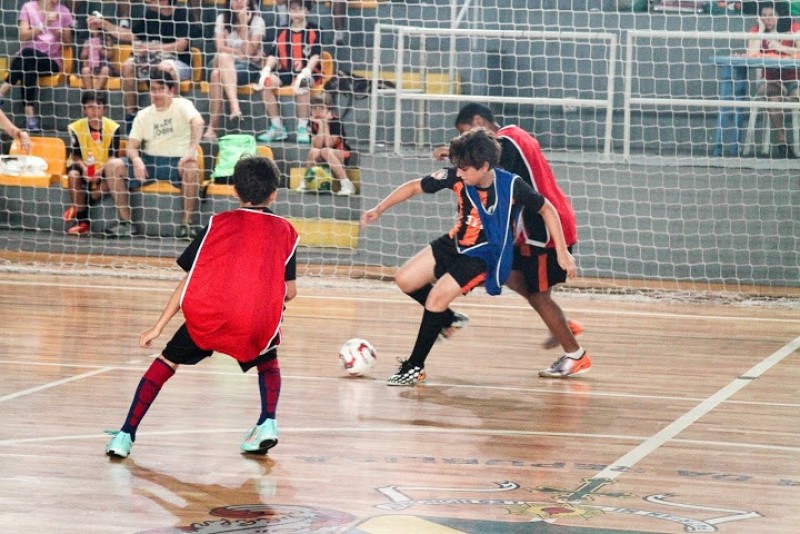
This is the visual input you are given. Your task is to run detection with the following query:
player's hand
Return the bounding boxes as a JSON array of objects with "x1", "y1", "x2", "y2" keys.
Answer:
[
  {"x1": 18, "y1": 131, "x2": 31, "y2": 154},
  {"x1": 254, "y1": 66, "x2": 271, "y2": 90},
  {"x1": 132, "y1": 157, "x2": 147, "y2": 181},
  {"x1": 179, "y1": 151, "x2": 197, "y2": 169},
  {"x1": 432, "y1": 146, "x2": 450, "y2": 160},
  {"x1": 557, "y1": 249, "x2": 578, "y2": 279},
  {"x1": 360, "y1": 208, "x2": 382, "y2": 228},
  {"x1": 139, "y1": 326, "x2": 162, "y2": 348}
]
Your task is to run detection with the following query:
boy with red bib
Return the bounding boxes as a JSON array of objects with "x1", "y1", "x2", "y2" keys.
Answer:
[{"x1": 106, "y1": 156, "x2": 299, "y2": 457}]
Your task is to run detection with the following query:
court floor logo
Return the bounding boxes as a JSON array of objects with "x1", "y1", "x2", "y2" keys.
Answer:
[
  {"x1": 368, "y1": 479, "x2": 762, "y2": 532},
  {"x1": 137, "y1": 504, "x2": 354, "y2": 533}
]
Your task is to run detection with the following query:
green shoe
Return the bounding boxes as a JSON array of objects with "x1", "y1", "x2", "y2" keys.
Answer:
[
  {"x1": 105, "y1": 430, "x2": 133, "y2": 458},
  {"x1": 240, "y1": 419, "x2": 278, "y2": 454}
]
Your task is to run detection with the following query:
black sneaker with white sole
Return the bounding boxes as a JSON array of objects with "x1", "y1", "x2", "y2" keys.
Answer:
[{"x1": 387, "y1": 359, "x2": 426, "y2": 386}]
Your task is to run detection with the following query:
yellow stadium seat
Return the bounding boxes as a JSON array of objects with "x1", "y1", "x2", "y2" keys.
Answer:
[{"x1": 0, "y1": 136, "x2": 66, "y2": 187}]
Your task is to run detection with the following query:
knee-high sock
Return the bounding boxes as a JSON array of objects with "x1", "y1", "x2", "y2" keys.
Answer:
[
  {"x1": 256, "y1": 357, "x2": 281, "y2": 425},
  {"x1": 407, "y1": 286, "x2": 455, "y2": 324},
  {"x1": 121, "y1": 358, "x2": 175, "y2": 440},
  {"x1": 407, "y1": 309, "x2": 450, "y2": 368}
]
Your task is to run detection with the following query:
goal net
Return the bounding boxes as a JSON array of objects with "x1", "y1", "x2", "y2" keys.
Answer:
[{"x1": 0, "y1": 1, "x2": 797, "y2": 303}]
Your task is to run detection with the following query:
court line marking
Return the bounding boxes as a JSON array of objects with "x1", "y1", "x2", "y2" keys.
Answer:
[
  {"x1": 2, "y1": 358, "x2": 800, "y2": 408},
  {"x1": 1, "y1": 278, "x2": 797, "y2": 323},
  {"x1": 590, "y1": 335, "x2": 800, "y2": 483},
  {"x1": 0, "y1": 367, "x2": 116, "y2": 403},
  {"x1": 1, "y1": 427, "x2": 799, "y2": 454}
]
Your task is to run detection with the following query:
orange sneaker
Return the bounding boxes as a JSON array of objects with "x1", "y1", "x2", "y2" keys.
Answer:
[
  {"x1": 66, "y1": 221, "x2": 90, "y2": 236},
  {"x1": 542, "y1": 319, "x2": 583, "y2": 350},
  {"x1": 539, "y1": 351, "x2": 592, "y2": 378},
  {"x1": 63, "y1": 205, "x2": 78, "y2": 222}
]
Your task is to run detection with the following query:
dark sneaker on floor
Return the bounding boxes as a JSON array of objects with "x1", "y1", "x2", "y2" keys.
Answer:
[
  {"x1": 387, "y1": 359, "x2": 426, "y2": 386},
  {"x1": 104, "y1": 220, "x2": 137, "y2": 238},
  {"x1": 176, "y1": 224, "x2": 200, "y2": 240}
]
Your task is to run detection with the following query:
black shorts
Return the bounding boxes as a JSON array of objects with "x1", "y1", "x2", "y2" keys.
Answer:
[
  {"x1": 512, "y1": 243, "x2": 573, "y2": 294},
  {"x1": 162, "y1": 323, "x2": 278, "y2": 372},
  {"x1": 430, "y1": 234, "x2": 487, "y2": 294}
]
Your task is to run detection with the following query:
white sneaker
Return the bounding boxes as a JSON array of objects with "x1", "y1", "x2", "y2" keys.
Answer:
[
  {"x1": 335, "y1": 179, "x2": 355, "y2": 196},
  {"x1": 295, "y1": 181, "x2": 307, "y2": 193}
]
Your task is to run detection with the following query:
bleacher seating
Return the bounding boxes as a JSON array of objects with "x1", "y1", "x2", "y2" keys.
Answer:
[
  {"x1": 199, "y1": 51, "x2": 335, "y2": 99},
  {"x1": 69, "y1": 46, "x2": 203, "y2": 94}
]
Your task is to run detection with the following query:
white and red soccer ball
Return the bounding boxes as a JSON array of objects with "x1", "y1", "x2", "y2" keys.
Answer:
[{"x1": 338, "y1": 338, "x2": 377, "y2": 376}]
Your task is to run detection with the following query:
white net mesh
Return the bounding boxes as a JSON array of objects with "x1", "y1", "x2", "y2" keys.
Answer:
[{"x1": 0, "y1": 1, "x2": 797, "y2": 303}]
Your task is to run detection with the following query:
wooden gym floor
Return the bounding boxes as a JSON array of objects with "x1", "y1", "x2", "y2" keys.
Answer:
[{"x1": 0, "y1": 272, "x2": 798, "y2": 534}]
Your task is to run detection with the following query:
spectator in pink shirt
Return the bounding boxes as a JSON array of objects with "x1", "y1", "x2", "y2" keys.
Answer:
[{"x1": 0, "y1": 0, "x2": 74, "y2": 132}]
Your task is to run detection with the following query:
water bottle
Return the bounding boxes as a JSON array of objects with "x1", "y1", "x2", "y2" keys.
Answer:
[{"x1": 86, "y1": 151, "x2": 96, "y2": 179}]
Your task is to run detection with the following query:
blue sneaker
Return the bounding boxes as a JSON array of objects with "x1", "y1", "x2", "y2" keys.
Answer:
[
  {"x1": 105, "y1": 430, "x2": 133, "y2": 458},
  {"x1": 256, "y1": 125, "x2": 288, "y2": 143},
  {"x1": 240, "y1": 419, "x2": 279, "y2": 454},
  {"x1": 296, "y1": 125, "x2": 311, "y2": 144}
]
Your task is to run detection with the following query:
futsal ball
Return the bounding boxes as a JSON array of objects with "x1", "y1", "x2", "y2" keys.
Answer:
[
  {"x1": 339, "y1": 338, "x2": 377, "y2": 376},
  {"x1": 304, "y1": 164, "x2": 333, "y2": 192}
]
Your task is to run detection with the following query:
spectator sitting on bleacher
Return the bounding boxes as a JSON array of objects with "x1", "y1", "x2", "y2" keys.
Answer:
[
  {"x1": 255, "y1": 0, "x2": 322, "y2": 145},
  {"x1": 86, "y1": 0, "x2": 192, "y2": 130},
  {"x1": 272, "y1": 0, "x2": 347, "y2": 46},
  {"x1": 0, "y1": 109, "x2": 31, "y2": 154},
  {"x1": 126, "y1": 68, "x2": 205, "y2": 240},
  {"x1": 63, "y1": 90, "x2": 129, "y2": 237},
  {"x1": 299, "y1": 92, "x2": 354, "y2": 196},
  {"x1": 0, "y1": 0, "x2": 74, "y2": 133},
  {"x1": 203, "y1": 0, "x2": 267, "y2": 141},
  {"x1": 746, "y1": 2, "x2": 800, "y2": 159},
  {"x1": 79, "y1": 23, "x2": 113, "y2": 90}
]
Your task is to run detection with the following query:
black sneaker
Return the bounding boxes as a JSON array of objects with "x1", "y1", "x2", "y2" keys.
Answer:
[
  {"x1": 772, "y1": 144, "x2": 798, "y2": 159},
  {"x1": 386, "y1": 359, "x2": 426, "y2": 386},
  {"x1": 104, "y1": 220, "x2": 138, "y2": 238},
  {"x1": 176, "y1": 224, "x2": 200, "y2": 240}
]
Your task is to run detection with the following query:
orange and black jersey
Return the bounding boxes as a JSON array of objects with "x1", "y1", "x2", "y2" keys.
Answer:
[
  {"x1": 310, "y1": 115, "x2": 351, "y2": 153},
  {"x1": 420, "y1": 167, "x2": 546, "y2": 250},
  {"x1": 267, "y1": 22, "x2": 322, "y2": 75}
]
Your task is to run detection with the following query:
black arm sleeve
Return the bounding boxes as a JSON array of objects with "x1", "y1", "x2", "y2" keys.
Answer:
[
  {"x1": 176, "y1": 225, "x2": 209, "y2": 272},
  {"x1": 420, "y1": 167, "x2": 458, "y2": 193},
  {"x1": 285, "y1": 251, "x2": 297, "y2": 282},
  {"x1": 499, "y1": 138, "x2": 533, "y2": 187},
  {"x1": 512, "y1": 177, "x2": 545, "y2": 213}
]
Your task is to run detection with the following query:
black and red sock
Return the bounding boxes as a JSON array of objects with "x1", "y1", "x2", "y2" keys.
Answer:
[
  {"x1": 256, "y1": 357, "x2": 281, "y2": 425},
  {"x1": 120, "y1": 358, "x2": 175, "y2": 440}
]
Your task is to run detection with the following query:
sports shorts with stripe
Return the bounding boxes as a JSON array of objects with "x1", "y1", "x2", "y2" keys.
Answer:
[
  {"x1": 512, "y1": 243, "x2": 574, "y2": 294},
  {"x1": 430, "y1": 234, "x2": 487, "y2": 294}
]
